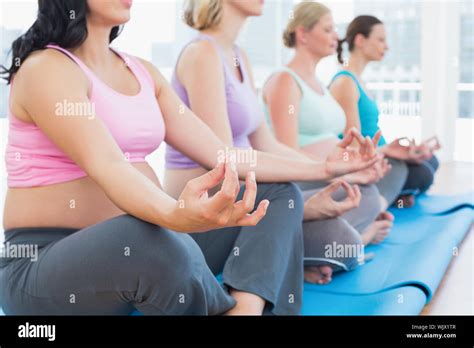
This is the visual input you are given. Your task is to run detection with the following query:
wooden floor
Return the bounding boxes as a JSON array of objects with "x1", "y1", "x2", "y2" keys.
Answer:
[{"x1": 420, "y1": 161, "x2": 473, "y2": 315}]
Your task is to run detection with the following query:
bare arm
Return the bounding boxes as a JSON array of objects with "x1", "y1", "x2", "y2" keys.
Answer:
[
  {"x1": 329, "y1": 76, "x2": 361, "y2": 135},
  {"x1": 263, "y1": 71, "x2": 302, "y2": 150}
]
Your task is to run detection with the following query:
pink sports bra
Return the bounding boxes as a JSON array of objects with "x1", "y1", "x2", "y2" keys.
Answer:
[{"x1": 6, "y1": 44, "x2": 165, "y2": 188}]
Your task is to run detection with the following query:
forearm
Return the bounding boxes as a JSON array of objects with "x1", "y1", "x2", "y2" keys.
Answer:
[
  {"x1": 187, "y1": 141, "x2": 330, "y2": 182},
  {"x1": 89, "y1": 160, "x2": 181, "y2": 230},
  {"x1": 253, "y1": 140, "x2": 332, "y2": 181},
  {"x1": 165, "y1": 113, "x2": 330, "y2": 182},
  {"x1": 256, "y1": 136, "x2": 311, "y2": 161},
  {"x1": 246, "y1": 150, "x2": 329, "y2": 182}
]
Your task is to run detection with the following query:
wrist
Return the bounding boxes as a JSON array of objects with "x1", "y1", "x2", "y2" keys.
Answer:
[
  {"x1": 154, "y1": 198, "x2": 181, "y2": 231},
  {"x1": 379, "y1": 145, "x2": 389, "y2": 155},
  {"x1": 303, "y1": 200, "x2": 319, "y2": 221},
  {"x1": 318, "y1": 161, "x2": 333, "y2": 181}
]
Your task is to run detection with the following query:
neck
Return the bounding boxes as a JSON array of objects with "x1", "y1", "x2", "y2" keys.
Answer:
[
  {"x1": 288, "y1": 47, "x2": 322, "y2": 78},
  {"x1": 72, "y1": 22, "x2": 115, "y2": 68},
  {"x1": 201, "y1": 4, "x2": 246, "y2": 52},
  {"x1": 347, "y1": 52, "x2": 369, "y2": 77}
]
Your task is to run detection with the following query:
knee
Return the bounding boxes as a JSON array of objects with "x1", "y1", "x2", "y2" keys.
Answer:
[
  {"x1": 255, "y1": 183, "x2": 304, "y2": 254},
  {"x1": 281, "y1": 182, "x2": 304, "y2": 214},
  {"x1": 112, "y1": 216, "x2": 206, "y2": 283},
  {"x1": 359, "y1": 184, "x2": 382, "y2": 216},
  {"x1": 304, "y1": 218, "x2": 363, "y2": 271},
  {"x1": 428, "y1": 155, "x2": 440, "y2": 172},
  {"x1": 330, "y1": 218, "x2": 363, "y2": 271},
  {"x1": 407, "y1": 163, "x2": 435, "y2": 193},
  {"x1": 389, "y1": 158, "x2": 409, "y2": 185},
  {"x1": 259, "y1": 182, "x2": 304, "y2": 222}
]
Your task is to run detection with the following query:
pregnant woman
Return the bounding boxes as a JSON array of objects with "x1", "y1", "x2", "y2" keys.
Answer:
[
  {"x1": 164, "y1": 0, "x2": 382, "y2": 286},
  {"x1": 263, "y1": 1, "x2": 405, "y2": 247},
  {"x1": 0, "y1": 0, "x2": 308, "y2": 316},
  {"x1": 330, "y1": 15, "x2": 441, "y2": 205}
]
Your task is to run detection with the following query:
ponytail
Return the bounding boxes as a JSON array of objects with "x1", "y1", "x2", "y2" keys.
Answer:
[{"x1": 336, "y1": 38, "x2": 346, "y2": 64}]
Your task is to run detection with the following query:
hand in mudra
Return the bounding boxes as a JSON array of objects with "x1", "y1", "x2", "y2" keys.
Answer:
[
  {"x1": 303, "y1": 179, "x2": 362, "y2": 220},
  {"x1": 384, "y1": 138, "x2": 432, "y2": 164},
  {"x1": 325, "y1": 128, "x2": 383, "y2": 178},
  {"x1": 342, "y1": 157, "x2": 391, "y2": 185}
]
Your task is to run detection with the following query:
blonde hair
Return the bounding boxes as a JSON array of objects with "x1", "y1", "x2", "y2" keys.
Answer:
[
  {"x1": 183, "y1": 0, "x2": 224, "y2": 31},
  {"x1": 283, "y1": 1, "x2": 331, "y2": 48}
]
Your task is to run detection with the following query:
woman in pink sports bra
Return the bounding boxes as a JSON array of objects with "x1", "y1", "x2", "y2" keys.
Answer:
[{"x1": 0, "y1": 0, "x2": 378, "y2": 316}]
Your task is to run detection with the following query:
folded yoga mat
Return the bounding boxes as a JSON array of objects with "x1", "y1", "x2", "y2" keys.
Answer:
[{"x1": 302, "y1": 286, "x2": 427, "y2": 315}]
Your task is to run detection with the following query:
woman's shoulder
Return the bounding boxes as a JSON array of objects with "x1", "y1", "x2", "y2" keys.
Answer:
[
  {"x1": 265, "y1": 69, "x2": 298, "y2": 90},
  {"x1": 329, "y1": 72, "x2": 359, "y2": 98},
  {"x1": 13, "y1": 48, "x2": 88, "y2": 93},
  {"x1": 180, "y1": 38, "x2": 221, "y2": 67}
]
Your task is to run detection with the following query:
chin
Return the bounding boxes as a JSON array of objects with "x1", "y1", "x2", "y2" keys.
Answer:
[
  {"x1": 248, "y1": 2, "x2": 264, "y2": 16},
  {"x1": 369, "y1": 54, "x2": 384, "y2": 62},
  {"x1": 328, "y1": 47, "x2": 337, "y2": 56},
  {"x1": 249, "y1": 7, "x2": 264, "y2": 16},
  {"x1": 111, "y1": 12, "x2": 131, "y2": 25}
]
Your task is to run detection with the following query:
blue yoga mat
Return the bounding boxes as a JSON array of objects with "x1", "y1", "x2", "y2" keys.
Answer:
[
  {"x1": 306, "y1": 207, "x2": 472, "y2": 301},
  {"x1": 128, "y1": 284, "x2": 428, "y2": 316},
  {"x1": 302, "y1": 286, "x2": 427, "y2": 315},
  {"x1": 390, "y1": 191, "x2": 474, "y2": 217},
  {"x1": 385, "y1": 206, "x2": 473, "y2": 245}
]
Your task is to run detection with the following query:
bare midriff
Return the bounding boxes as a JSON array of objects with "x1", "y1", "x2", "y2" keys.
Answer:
[{"x1": 3, "y1": 162, "x2": 160, "y2": 232}]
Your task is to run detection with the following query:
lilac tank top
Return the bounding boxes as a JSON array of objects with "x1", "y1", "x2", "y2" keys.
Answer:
[{"x1": 165, "y1": 33, "x2": 262, "y2": 169}]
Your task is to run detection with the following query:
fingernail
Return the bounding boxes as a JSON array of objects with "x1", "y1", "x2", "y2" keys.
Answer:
[{"x1": 230, "y1": 161, "x2": 236, "y2": 172}]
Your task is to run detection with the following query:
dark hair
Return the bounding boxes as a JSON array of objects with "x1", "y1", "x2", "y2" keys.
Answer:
[
  {"x1": 1, "y1": 0, "x2": 122, "y2": 84},
  {"x1": 337, "y1": 15, "x2": 383, "y2": 64}
]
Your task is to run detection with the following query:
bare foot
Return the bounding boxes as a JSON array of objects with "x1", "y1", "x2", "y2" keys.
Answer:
[
  {"x1": 304, "y1": 266, "x2": 333, "y2": 285},
  {"x1": 361, "y1": 211, "x2": 394, "y2": 245}
]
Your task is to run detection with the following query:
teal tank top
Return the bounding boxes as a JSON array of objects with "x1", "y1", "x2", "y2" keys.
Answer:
[
  {"x1": 331, "y1": 70, "x2": 386, "y2": 146},
  {"x1": 263, "y1": 67, "x2": 346, "y2": 147}
]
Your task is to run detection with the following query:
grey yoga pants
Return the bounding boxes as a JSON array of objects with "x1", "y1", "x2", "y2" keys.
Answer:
[
  {"x1": 298, "y1": 182, "x2": 382, "y2": 273},
  {"x1": 376, "y1": 158, "x2": 409, "y2": 206},
  {"x1": 0, "y1": 182, "x2": 305, "y2": 315}
]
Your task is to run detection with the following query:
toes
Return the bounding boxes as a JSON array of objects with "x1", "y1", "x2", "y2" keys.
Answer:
[
  {"x1": 377, "y1": 211, "x2": 394, "y2": 221},
  {"x1": 320, "y1": 265, "x2": 333, "y2": 278},
  {"x1": 373, "y1": 229, "x2": 390, "y2": 244},
  {"x1": 304, "y1": 266, "x2": 333, "y2": 284}
]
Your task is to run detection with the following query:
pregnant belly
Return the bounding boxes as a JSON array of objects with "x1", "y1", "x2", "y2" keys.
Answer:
[{"x1": 3, "y1": 162, "x2": 160, "y2": 231}]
